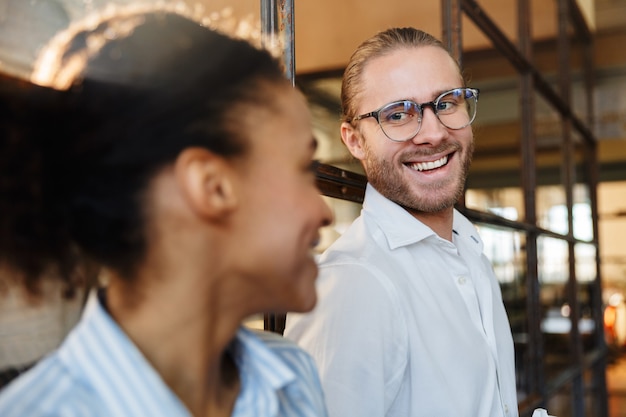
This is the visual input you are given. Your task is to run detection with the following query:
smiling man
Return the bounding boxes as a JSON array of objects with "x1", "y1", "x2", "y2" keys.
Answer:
[{"x1": 285, "y1": 28, "x2": 519, "y2": 417}]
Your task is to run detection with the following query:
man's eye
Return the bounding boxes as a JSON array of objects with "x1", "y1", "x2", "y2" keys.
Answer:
[
  {"x1": 385, "y1": 111, "x2": 412, "y2": 123},
  {"x1": 389, "y1": 112, "x2": 407, "y2": 121},
  {"x1": 437, "y1": 101, "x2": 455, "y2": 112}
]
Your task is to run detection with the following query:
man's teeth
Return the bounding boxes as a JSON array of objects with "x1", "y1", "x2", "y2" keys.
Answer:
[{"x1": 410, "y1": 155, "x2": 448, "y2": 172}]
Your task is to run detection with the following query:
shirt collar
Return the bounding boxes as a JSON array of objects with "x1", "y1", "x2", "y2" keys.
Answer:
[
  {"x1": 362, "y1": 184, "x2": 483, "y2": 255},
  {"x1": 452, "y1": 209, "x2": 484, "y2": 256},
  {"x1": 60, "y1": 290, "x2": 190, "y2": 416},
  {"x1": 72, "y1": 293, "x2": 297, "y2": 417},
  {"x1": 229, "y1": 328, "x2": 298, "y2": 417},
  {"x1": 362, "y1": 184, "x2": 436, "y2": 249},
  {"x1": 231, "y1": 327, "x2": 296, "y2": 390}
]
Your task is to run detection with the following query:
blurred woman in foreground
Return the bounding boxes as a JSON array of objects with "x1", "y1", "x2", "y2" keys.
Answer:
[{"x1": 0, "y1": 6, "x2": 331, "y2": 417}]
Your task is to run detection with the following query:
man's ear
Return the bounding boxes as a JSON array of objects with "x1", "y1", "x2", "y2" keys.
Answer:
[
  {"x1": 340, "y1": 121, "x2": 366, "y2": 161},
  {"x1": 174, "y1": 147, "x2": 238, "y2": 219}
]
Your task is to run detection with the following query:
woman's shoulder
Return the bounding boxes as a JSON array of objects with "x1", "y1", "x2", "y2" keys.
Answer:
[{"x1": 0, "y1": 353, "x2": 100, "y2": 417}]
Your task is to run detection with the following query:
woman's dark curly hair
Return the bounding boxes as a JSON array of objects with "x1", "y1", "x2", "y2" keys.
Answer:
[{"x1": 0, "y1": 11, "x2": 288, "y2": 297}]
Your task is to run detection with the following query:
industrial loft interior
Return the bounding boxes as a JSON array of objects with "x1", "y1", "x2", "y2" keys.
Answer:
[{"x1": 1, "y1": 1, "x2": 626, "y2": 417}]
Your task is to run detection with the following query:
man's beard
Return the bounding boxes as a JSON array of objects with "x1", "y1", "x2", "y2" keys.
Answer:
[{"x1": 363, "y1": 138, "x2": 474, "y2": 214}]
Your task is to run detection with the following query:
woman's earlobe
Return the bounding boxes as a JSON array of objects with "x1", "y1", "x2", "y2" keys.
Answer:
[{"x1": 175, "y1": 148, "x2": 238, "y2": 219}]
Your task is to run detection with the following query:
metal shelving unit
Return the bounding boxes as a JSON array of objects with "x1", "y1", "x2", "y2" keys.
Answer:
[{"x1": 261, "y1": 0, "x2": 608, "y2": 414}]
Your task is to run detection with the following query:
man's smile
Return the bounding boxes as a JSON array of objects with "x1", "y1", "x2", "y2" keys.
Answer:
[{"x1": 406, "y1": 154, "x2": 450, "y2": 172}]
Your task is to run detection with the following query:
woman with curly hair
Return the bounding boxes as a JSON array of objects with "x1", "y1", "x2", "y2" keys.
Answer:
[{"x1": 0, "y1": 7, "x2": 331, "y2": 417}]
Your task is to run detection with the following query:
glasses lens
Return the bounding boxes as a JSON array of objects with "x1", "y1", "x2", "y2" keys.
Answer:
[
  {"x1": 436, "y1": 88, "x2": 478, "y2": 130},
  {"x1": 378, "y1": 100, "x2": 420, "y2": 141}
]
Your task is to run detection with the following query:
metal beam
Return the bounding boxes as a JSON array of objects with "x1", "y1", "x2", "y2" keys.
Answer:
[{"x1": 460, "y1": 0, "x2": 596, "y2": 146}]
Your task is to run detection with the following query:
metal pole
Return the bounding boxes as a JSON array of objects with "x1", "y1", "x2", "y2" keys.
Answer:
[
  {"x1": 279, "y1": 0, "x2": 295, "y2": 85},
  {"x1": 441, "y1": 0, "x2": 463, "y2": 67},
  {"x1": 518, "y1": 0, "x2": 545, "y2": 403},
  {"x1": 260, "y1": 0, "x2": 295, "y2": 86},
  {"x1": 582, "y1": 33, "x2": 610, "y2": 417},
  {"x1": 557, "y1": 0, "x2": 585, "y2": 415}
]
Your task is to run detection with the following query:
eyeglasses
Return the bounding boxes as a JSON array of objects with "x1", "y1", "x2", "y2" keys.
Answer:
[{"x1": 351, "y1": 87, "x2": 480, "y2": 142}]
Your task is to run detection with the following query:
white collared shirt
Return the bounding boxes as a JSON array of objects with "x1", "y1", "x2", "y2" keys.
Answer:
[
  {"x1": 285, "y1": 184, "x2": 518, "y2": 417},
  {"x1": 0, "y1": 290, "x2": 328, "y2": 417}
]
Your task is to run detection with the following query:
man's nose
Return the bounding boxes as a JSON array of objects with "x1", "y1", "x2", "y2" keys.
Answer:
[{"x1": 410, "y1": 104, "x2": 447, "y2": 144}]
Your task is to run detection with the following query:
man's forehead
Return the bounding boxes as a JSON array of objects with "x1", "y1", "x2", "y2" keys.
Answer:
[{"x1": 358, "y1": 47, "x2": 462, "y2": 98}]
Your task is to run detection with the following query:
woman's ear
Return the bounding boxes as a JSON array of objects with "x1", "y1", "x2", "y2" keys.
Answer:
[
  {"x1": 174, "y1": 147, "x2": 238, "y2": 219},
  {"x1": 340, "y1": 121, "x2": 366, "y2": 161}
]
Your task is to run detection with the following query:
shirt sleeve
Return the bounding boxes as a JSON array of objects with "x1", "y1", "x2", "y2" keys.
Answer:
[{"x1": 284, "y1": 262, "x2": 408, "y2": 417}]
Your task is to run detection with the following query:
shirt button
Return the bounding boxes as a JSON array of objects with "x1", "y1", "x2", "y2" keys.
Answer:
[
  {"x1": 504, "y1": 404, "x2": 509, "y2": 414},
  {"x1": 457, "y1": 276, "x2": 467, "y2": 285}
]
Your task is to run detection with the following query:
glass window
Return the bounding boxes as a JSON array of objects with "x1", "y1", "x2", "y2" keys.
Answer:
[
  {"x1": 466, "y1": 187, "x2": 523, "y2": 221},
  {"x1": 537, "y1": 185, "x2": 568, "y2": 234},
  {"x1": 538, "y1": 236, "x2": 572, "y2": 380}
]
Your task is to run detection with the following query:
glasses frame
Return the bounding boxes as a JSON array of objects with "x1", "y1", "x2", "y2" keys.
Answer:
[{"x1": 352, "y1": 87, "x2": 480, "y2": 142}]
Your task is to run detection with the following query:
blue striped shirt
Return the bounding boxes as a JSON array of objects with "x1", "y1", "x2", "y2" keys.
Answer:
[{"x1": 0, "y1": 291, "x2": 328, "y2": 417}]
